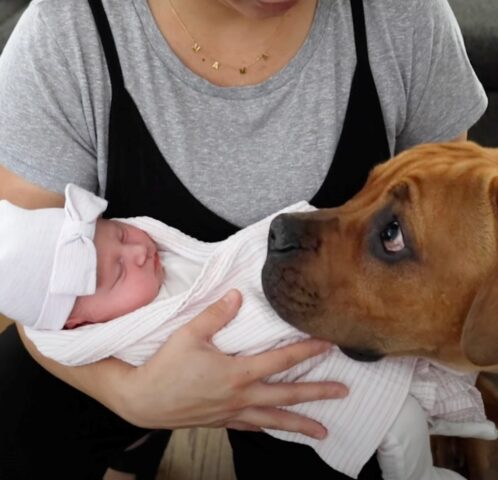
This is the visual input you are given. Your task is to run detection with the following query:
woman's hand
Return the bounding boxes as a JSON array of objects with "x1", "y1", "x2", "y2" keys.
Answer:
[{"x1": 120, "y1": 289, "x2": 348, "y2": 439}]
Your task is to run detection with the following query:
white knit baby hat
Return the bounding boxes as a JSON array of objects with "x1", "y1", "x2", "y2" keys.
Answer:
[{"x1": 0, "y1": 184, "x2": 108, "y2": 330}]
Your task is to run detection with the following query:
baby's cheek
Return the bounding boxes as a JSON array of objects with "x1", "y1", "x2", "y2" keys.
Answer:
[{"x1": 139, "y1": 277, "x2": 161, "y2": 304}]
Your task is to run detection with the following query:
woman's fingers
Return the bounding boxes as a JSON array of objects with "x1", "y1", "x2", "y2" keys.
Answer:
[
  {"x1": 239, "y1": 338, "x2": 333, "y2": 380},
  {"x1": 232, "y1": 407, "x2": 329, "y2": 439},
  {"x1": 184, "y1": 289, "x2": 242, "y2": 340},
  {"x1": 124, "y1": 291, "x2": 349, "y2": 434},
  {"x1": 244, "y1": 380, "x2": 348, "y2": 408}
]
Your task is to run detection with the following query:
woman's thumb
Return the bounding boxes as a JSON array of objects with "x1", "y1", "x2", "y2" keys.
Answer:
[{"x1": 187, "y1": 289, "x2": 242, "y2": 339}]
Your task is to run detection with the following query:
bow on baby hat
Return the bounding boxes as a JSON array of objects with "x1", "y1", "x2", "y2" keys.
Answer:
[{"x1": 0, "y1": 184, "x2": 108, "y2": 330}]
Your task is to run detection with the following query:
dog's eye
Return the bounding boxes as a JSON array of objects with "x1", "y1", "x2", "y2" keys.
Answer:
[{"x1": 380, "y1": 220, "x2": 405, "y2": 253}]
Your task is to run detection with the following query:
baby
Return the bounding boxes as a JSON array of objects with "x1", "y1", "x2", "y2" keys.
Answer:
[
  {"x1": 67, "y1": 215, "x2": 165, "y2": 329},
  {"x1": 0, "y1": 184, "x2": 484, "y2": 480},
  {"x1": 0, "y1": 183, "x2": 164, "y2": 331}
]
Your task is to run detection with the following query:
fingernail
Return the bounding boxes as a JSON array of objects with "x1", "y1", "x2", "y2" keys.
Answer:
[
  {"x1": 314, "y1": 340, "x2": 332, "y2": 350},
  {"x1": 222, "y1": 290, "x2": 238, "y2": 306},
  {"x1": 336, "y1": 386, "x2": 349, "y2": 398},
  {"x1": 313, "y1": 428, "x2": 327, "y2": 440}
]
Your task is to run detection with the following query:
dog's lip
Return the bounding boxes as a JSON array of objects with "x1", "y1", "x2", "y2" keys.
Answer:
[{"x1": 339, "y1": 346, "x2": 385, "y2": 362}]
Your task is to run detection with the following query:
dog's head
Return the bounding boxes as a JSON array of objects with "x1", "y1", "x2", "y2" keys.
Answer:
[{"x1": 262, "y1": 142, "x2": 498, "y2": 371}]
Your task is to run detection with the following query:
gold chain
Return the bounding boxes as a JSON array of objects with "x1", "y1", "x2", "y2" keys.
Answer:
[{"x1": 168, "y1": 0, "x2": 286, "y2": 74}]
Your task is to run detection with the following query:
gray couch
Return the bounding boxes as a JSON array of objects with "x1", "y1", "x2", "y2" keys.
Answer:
[
  {"x1": 0, "y1": 0, "x2": 29, "y2": 52},
  {"x1": 0, "y1": 0, "x2": 496, "y2": 146}
]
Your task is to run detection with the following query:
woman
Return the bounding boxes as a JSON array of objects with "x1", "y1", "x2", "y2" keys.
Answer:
[{"x1": 0, "y1": 0, "x2": 486, "y2": 478}]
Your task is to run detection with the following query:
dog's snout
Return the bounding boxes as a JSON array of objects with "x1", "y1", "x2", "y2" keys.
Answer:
[
  {"x1": 268, "y1": 215, "x2": 301, "y2": 253},
  {"x1": 268, "y1": 214, "x2": 318, "y2": 254}
]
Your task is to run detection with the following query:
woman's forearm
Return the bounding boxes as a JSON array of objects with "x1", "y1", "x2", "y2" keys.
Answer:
[
  {"x1": 17, "y1": 323, "x2": 132, "y2": 416},
  {"x1": 0, "y1": 165, "x2": 64, "y2": 209}
]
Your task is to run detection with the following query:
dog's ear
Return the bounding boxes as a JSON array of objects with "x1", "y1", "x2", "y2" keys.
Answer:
[
  {"x1": 461, "y1": 270, "x2": 498, "y2": 366},
  {"x1": 462, "y1": 170, "x2": 498, "y2": 366}
]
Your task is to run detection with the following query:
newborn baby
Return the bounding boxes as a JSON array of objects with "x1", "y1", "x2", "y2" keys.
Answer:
[
  {"x1": 67, "y1": 216, "x2": 164, "y2": 329},
  {"x1": 0, "y1": 183, "x2": 164, "y2": 331}
]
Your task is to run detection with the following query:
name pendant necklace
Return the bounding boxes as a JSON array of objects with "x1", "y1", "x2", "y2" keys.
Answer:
[{"x1": 168, "y1": 0, "x2": 287, "y2": 75}]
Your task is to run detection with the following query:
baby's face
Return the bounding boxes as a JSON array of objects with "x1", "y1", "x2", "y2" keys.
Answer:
[{"x1": 68, "y1": 219, "x2": 165, "y2": 327}]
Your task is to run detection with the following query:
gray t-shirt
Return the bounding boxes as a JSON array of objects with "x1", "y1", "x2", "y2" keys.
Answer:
[{"x1": 0, "y1": 0, "x2": 487, "y2": 226}]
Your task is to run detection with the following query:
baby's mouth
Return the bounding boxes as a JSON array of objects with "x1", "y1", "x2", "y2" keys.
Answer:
[{"x1": 154, "y1": 251, "x2": 164, "y2": 279}]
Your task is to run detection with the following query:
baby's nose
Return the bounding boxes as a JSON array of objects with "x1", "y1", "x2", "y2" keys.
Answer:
[{"x1": 127, "y1": 243, "x2": 148, "y2": 266}]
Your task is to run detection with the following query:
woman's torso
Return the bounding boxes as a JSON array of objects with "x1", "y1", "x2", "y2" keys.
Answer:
[{"x1": 0, "y1": 0, "x2": 485, "y2": 226}]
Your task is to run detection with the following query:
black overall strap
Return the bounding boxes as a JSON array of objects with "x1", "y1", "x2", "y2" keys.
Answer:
[
  {"x1": 88, "y1": 0, "x2": 240, "y2": 241},
  {"x1": 311, "y1": 0, "x2": 391, "y2": 208},
  {"x1": 88, "y1": 0, "x2": 125, "y2": 91}
]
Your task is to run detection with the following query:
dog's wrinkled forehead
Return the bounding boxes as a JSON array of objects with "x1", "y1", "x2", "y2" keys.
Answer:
[
  {"x1": 350, "y1": 142, "x2": 498, "y2": 237},
  {"x1": 367, "y1": 142, "x2": 498, "y2": 191}
]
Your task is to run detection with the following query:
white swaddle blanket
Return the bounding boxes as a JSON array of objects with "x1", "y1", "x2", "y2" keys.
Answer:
[{"x1": 25, "y1": 202, "x2": 497, "y2": 478}]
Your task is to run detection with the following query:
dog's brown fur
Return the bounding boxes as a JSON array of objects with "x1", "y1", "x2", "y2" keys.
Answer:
[{"x1": 263, "y1": 141, "x2": 498, "y2": 372}]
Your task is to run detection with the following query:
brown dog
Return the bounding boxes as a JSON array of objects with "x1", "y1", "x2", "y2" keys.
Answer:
[{"x1": 262, "y1": 141, "x2": 498, "y2": 372}]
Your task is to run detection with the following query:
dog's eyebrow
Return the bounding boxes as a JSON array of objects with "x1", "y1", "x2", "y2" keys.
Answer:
[{"x1": 388, "y1": 182, "x2": 411, "y2": 203}]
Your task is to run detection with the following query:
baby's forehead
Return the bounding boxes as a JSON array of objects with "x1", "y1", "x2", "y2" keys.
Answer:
[
  {"x1": 96, "y1": 218, "x2": 121, "y2": 231},
  {"x1": 93, "y1": 218, "x2": 121, "y2": 246},
  {"x1": 95, "y1": 218, "x2": 142, "y2": 244},
  {"x1": 98, "y1": 218, "x2": 117, "y2": 226}
]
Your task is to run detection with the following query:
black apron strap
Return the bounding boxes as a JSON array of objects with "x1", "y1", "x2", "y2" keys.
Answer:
[
  {"x1": 88, "y1": 0, "x2": 240, "y2": 241},
  {"x1": 311, "y1": 0, "x2": 391, "y2": 208},
  {"x1": 88, "y1": 0, "x2": 125, "y2": 91},
  {"x1": 350, "y1": 0, "x2": 371, "y2": 70}
]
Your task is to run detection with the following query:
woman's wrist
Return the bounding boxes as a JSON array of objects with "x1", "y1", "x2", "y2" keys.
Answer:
[
  {"x1": 89, "y1": 357, "x2": 137, "y2": 419},
  {"x1": 17, "y1": 322, "x2": 136, "y2": 419},
  {"x1": 104, "y1": 362, "x2": 148, "y2": 425}
]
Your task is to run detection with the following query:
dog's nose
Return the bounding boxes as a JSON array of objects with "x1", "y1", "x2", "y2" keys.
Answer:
[{"x1": 268, "y1": 214, "x2": 318, "y2": 253}]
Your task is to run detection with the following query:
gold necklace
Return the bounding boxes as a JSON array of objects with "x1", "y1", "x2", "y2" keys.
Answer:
[{"x1": 168, "y1": 0, "x2": 286, "y2": 74}]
